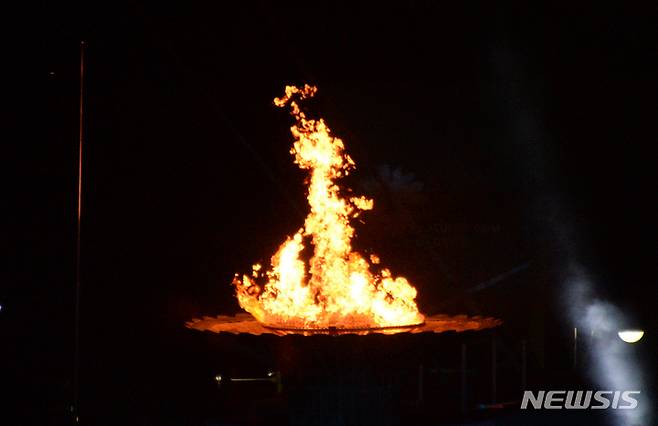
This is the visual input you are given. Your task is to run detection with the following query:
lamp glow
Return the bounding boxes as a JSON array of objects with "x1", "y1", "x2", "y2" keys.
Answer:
[{"x1": 617, "y1": 330, "x2": 644, "y2": 343}]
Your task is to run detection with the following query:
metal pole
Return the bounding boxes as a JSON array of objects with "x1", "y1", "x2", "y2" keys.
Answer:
[
  {"x1": 417, "y1": 364, "x2": 424, "y2": 405},
  {"x1": 521, "y1": 340, "x2": 527, "y2": 391},
  {"x1": 461, "y1": 343, "x2": 467, "y2": 415},
  {"x1": 491, "y1": 334, "x2": 497, "y2": 404},
  {"x1": 573, "y1": 327, "x2": 578, "y2": 370},
  {"x1": 73, "y1": 40, "x2": 86, "y2": 424}
]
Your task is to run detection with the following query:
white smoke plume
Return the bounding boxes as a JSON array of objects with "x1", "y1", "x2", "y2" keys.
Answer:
[{"x1": 565, "y1": 264, "x2": 650, "y2": 425}]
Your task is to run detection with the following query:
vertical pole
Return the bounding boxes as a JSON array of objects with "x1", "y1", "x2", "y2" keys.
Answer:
[
  {"x1": 491, "y1": 334, "x2": 496, "y2": 404},
  {"x1": 275, "y1": 372, "x2": 282, "y2": 394},
  {"x1": 417, "y1": 364, "x2": 424, "y2": 405},
  {"x1": 521, "y1": 340, "x2": 527, "y2": 391},
  {"x1": 73, "y1": 40, "x2": 86, "y2": 424},
  {"x1": 573, "y1": 327, "x2": 578, "y2": 370},
  {"x1": 460, "y1": 343, "x2": 467, "y2": 415}
]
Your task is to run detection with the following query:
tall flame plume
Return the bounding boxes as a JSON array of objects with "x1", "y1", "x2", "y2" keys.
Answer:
[{"x1": 233, "y1": 85, "x2": 424, "y2": 330}]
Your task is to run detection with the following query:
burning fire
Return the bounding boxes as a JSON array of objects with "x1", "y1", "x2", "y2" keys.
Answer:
[{"x1": 233, "y1": 85, "x2": 424, "y2": 330}]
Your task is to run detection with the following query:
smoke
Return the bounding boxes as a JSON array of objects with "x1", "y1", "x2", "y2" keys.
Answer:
[
  {"x1": 489, "y1": 44, "x2": 652, "y2": 425},
  {"x1": 565, "y1": 264, "x2": 650, "y2": 425}
]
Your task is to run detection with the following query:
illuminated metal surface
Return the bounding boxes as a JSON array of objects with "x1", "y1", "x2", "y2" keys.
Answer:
[{"x1": 186, "y1": 313, "x2": 501, "y2": 336}]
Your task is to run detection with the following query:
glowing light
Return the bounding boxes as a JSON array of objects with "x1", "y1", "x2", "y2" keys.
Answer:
[
  {"x1": 617, "y1": 330, "x2": 644, "y2": 343},
  {"x1": 232, "y1": 85, "x2": 424, "y2": 330}
]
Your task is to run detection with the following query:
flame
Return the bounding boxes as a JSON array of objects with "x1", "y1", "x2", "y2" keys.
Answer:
[{"x1": 233, "y1": 85, "x2": 424, "y2": 330}]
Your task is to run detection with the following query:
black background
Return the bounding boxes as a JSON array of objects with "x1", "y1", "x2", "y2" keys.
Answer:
[{"x1": 4, "y1": 2, "x2": 657, "y2": 424}]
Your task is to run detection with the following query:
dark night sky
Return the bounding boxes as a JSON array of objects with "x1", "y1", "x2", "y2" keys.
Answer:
[{"x1": 4, "y1": 1, "x2": 658, "y2": 424}]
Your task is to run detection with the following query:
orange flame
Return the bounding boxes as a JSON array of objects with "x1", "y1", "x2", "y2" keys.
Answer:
[{"x1": 233, "y1": 85, "x2": 424, "y2": 330}]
